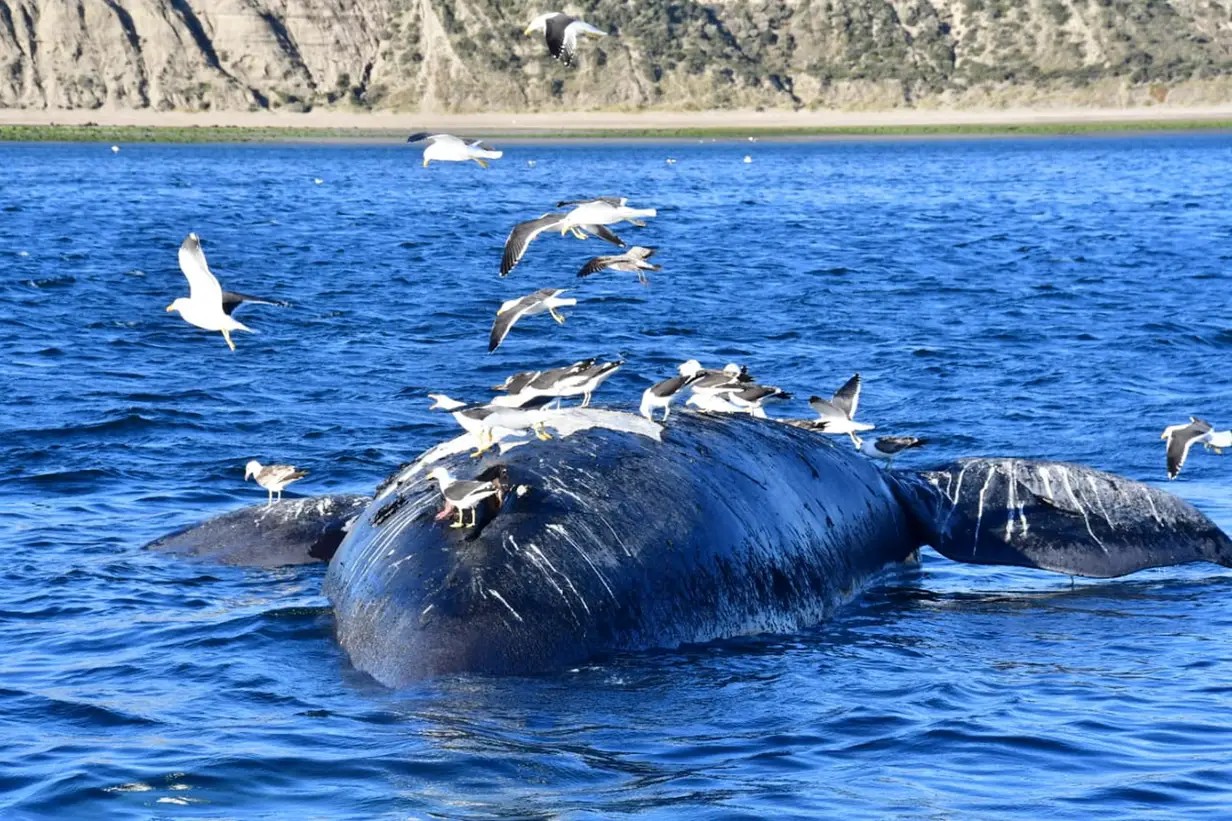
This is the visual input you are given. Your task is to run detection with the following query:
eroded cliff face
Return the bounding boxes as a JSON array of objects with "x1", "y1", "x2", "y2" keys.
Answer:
[{"x1": 2, "y1": 0, "x2": 1231, "y2": 114}]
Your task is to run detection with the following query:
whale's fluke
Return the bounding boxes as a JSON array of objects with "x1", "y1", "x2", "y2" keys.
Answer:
[{"x1": 892, "y1": 458, "x2": 1232, "y2": 578}]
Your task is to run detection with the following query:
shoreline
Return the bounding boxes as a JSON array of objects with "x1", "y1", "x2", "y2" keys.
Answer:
[{"x1": 3, "y1": 105, "x2": 1232, "y2": 142}]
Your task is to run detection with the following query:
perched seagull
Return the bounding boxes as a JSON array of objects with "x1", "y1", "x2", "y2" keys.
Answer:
[
  {"x1": 727, "y1": 384, "x2": 791, "y2": 419},
  {"x1": 427, "y1": 467, "x2": 501, "y2": 528},
  {"x1": 1162, "y1": 417, "x2": 1230, "y2": 479},
  {"x1": 563, "y1": 359, "x2": 623, "y2": 407},
  {"x1": 492, "y1": 359, "x2": 621, "y2": 408},
  {"x1": 860, "y1": 436, "x2": 927, "y2": 467},
  {"x1": 525, "y1": 12, "x2": 607, "y2": 66},
  {"x1": 166, "y1": 233, "x2": 283, "y2": 352},
  {"x1": 686, "y1": 392, "x2": 743, "y2": 414},
  {"x1": 406, "y1": 132, "x2": 503, "y2": 168},
  {"x1": 501, "y1": 212, "x2": 623, "y2": 276},
  {"x1": 808, "y1": 374, "x2": 874, "y2": 447},
  {"x1": 493, "y1": 369, "x2": 541, "y2": 395},
  {"x1": 489, "y1": 288, "x2": 577, "y2": 352},
  {"x1": 686, "y1": 361, "x2": 755, "y2": 397},
  {"x1": 428, "y1": 394, "x2": 554, "y2": 455},
  {"x1": 557, "y1": 197, "x2": 657, "y2": 235},
  {"x1": 244, "y1": 460, "x2": 307, "y2": 505},
  {"x1": 577, "y1": 246, "x2": 661, "y2": 284},
  {"x1": 640, "y1": 370, "x2": 704, "y2": 421}
]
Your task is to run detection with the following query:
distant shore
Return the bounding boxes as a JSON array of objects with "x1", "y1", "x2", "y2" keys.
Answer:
[{"x1": 3, "y1": 105, "x2": 1232, "y2": 142}]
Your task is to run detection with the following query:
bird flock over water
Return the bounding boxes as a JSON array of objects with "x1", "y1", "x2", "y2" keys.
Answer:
[{"x1": 155, "y1": 10, "x2": 1228, "y2": 515}]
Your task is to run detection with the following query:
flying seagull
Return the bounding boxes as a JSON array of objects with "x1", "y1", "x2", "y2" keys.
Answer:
[
  {"x1": 244, "y1": 460, "x2": 307, "y2": 505},
  {"x1": 525, "y1": 12, "x2": 607, "y2": 66},
  {"x1": 578, "y1": 246, "x2": 661, "y2": 284},
  {"x1": 859, "y1": 436, "x2": 927, "y2": 467},
  {"x1": 489, "y1": 287, "x2": 577, "y2": 352},
  {"x1": 406, "y1": 133, "x2": 503, "y2": 168},
  {"x1": 808, "y1": 374, "x2": 874, "y2": 447},
  {"x1": 1162, "y1": 417, "x2": 1230, "y2": 479},
  {"x1": 500, "y1": 212, "x2": 623, "y2": 276},
  {"x1": 428, "y1": 467, "x2": 501, "y2": 528},
  {"x1": 166, "y1": 233, "x2": 284, "y2": 352},
  {"x1": 557, "y1": 197, "x2": 657, "y2": 235}
]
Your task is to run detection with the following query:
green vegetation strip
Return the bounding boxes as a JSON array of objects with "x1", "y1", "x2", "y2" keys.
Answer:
[{"x1": 2, "y1": 119, "x2": 1232, "y2": 143}]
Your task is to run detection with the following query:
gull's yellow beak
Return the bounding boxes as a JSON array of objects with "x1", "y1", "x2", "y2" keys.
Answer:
[
  {"x1": 165, "y1": 304, "x2": 175, "y2": 312},
  {"x1": 524, "y1": 26, "x2": 535, "y2": 35}
]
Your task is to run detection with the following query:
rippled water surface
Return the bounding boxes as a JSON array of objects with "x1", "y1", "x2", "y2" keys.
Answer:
[{"x1": 2, "y1": 137, "x2": 1231, "y2": 818}]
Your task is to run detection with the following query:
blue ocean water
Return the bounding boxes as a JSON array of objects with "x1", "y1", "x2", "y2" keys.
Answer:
[{"x1": 1, "y1": 136, "x2": 1230, "y2": 819}]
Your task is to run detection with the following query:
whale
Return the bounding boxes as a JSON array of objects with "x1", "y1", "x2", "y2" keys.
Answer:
[
  {"x1": 147, "y1": 411, "x2": 1232, "y2": 685},
  {"x1": 146, "y1": 494, "x2": 369, "y2": 567}
]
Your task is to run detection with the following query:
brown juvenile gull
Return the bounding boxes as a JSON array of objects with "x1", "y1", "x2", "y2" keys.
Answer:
[
  {"x1": 578, "y1": 246, "x2": 661, "y2": 284},
  {"x1": 244, "y1": 460, "x2": 307, "y2": 505},
  {"x1": 859, "y1": 436, "x2": 928, "y2": 467}
]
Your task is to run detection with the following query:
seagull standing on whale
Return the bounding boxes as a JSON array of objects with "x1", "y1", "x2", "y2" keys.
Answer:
[
  {"x1": 428, "y1": 467, "x2": 501, "y2": 528},
  {"x1": 578, "y1": 246, "x2": 661, "y2": 284},
  {"x1": 406, "y1": 133, "x2": 503, "y2": 168},
  {"x1": 166, "y1": 233, "x2": 284, "y2": 352},
  {"x1": 428, "y1": 394, "x2": 555, "y2": 456},
  {"x1": 859, "y1": 436, "x2": 928, "y2": 467},
  {"x1": 524, "y1": 12, "x2": 608, "y2": 66},
  {"x1": 488, "y1": 288, "x2": 577, "y2": 351},
  {"x1": 640, "y1": 367, "x2": 704, "y2": 421},
  {"x1": 808, "y1": 374, "x2": 874, "y2": 447},
  {"x1": 501, "y1": 212, "x2": 623, "y2": 276},
  {"x1": 244, "y1": 460, "x2": 307, "y2": 505},
  {"x1": 491, "y1": 359, "x2": 622, "y2": 408}
]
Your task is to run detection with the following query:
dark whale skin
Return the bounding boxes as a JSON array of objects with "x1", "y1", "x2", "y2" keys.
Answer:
[
  {"x1": 145, "y1": 494, "x2": 370, "y2": 567},
  {"x1": 893, "y1": 458, "x2": 1232, "y2": 578},
  {"x1": 325, "y1": 414, "x2": 916, "y2": 684}
]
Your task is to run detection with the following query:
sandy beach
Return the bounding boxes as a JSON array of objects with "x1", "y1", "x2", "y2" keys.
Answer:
[{"x1": 4, "y1": 104, "x2": 1232, "y2": 135}]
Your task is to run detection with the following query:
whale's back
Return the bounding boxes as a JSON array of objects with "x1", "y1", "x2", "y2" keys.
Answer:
[{"x1": 325, "y1": 413, "x2": 915, "y2": 684}]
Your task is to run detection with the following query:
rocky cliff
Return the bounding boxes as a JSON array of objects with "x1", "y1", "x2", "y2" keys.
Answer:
[{"x1": 2, "y1": 0, "x2": 1230, "y2": 114}]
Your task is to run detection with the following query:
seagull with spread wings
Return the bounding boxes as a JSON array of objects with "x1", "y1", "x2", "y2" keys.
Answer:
[
  {"x1": 578, "y1": 246, "x2": 660, "y2": 284},
  {"x1": 525, "y1": 12, "x2": 608, "y2": 66},
  {"x1": 406, "y1": 132, "x2": 503, "y2": 168},
  {"x1": 500, "y1": 212, "x2": 623, "y2": 276},
  {"x1": 1162, "y1": 417, "x2": 1231, "y2": 479},
  {"x1": 166, "y1": 233, "x2": 285, "y2": 352},
  {"x1": 808, "y1": 374, "x2": 875, "y2": 447},
  {"x1": 489, "y1": 287, "x2": 577, "y2": 351},
  {"x1": 556, "y1": 197, "x2": 657, "y2": 235}
]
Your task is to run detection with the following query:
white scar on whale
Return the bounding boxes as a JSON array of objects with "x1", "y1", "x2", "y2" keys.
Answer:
[
  {"x1": 485, "y1": 589, "x2": 524, "y2": 623},
  {"x1": 376, "y1": 409, "x2": 663, "y2": 503}
]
